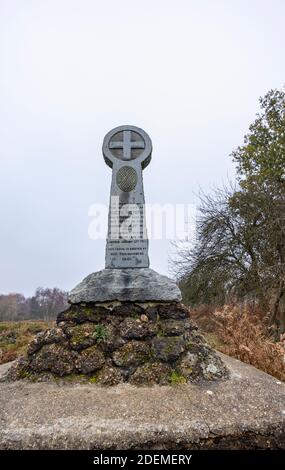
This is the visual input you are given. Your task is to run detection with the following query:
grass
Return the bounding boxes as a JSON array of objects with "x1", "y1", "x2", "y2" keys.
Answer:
[
  {"x1": 169, "y1": 370, "x2": 187, "y2": 385},
  {"x1": 92, "y1": 324, "x2": 108, "y2": 344},
  {"x1": 0, "y1": 320, "x2": 53, "y2": 365}
]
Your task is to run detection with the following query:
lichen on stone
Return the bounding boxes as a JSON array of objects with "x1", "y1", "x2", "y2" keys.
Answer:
[
  {"x1": 151, "y1": 336, "x2": 186, "y2": 362},
  {"x1": 130, "y1": 362, "x2": 171, "y2": 385},
  {"x1": 76, "y1": 345, "x2": 105, "y2": 374},
  {"x1": 112, "y1": 340, "x2": 150, "y2": 368}
]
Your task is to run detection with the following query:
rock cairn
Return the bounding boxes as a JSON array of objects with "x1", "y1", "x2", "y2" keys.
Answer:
[{"x1": 9, "y1": 302, "x2": 228, "y2": 385}]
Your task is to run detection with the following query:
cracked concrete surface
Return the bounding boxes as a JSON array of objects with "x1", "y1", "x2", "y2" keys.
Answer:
[{"x1": 0, "y1": 353, "x2": 284, "y2": 449}]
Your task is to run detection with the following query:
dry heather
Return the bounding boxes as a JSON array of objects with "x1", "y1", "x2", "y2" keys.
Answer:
[
  {"x1": 191, "y1": 304, "x2": 285, "y2": 382},
  {"x1": 0, "y1": 321, "x2": 53, "y2": 365}
]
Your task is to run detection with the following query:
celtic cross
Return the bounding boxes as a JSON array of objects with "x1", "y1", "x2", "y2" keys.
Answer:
[
  {"x1": 102, "y1": 125, "x2": 152, "y2": 268},
  {"x1": 108, "y1": 130, "x2": 145, "y2": 160}
]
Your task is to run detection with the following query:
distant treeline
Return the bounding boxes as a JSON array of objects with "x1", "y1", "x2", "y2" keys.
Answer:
[{"x1": 0, "y1": 288, "x2": 68, "y2": 321}]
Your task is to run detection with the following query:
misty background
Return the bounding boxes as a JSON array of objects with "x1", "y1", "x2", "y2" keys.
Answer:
[{"x1": 1, "y1": 0, "x2": 285, "y2": 296}]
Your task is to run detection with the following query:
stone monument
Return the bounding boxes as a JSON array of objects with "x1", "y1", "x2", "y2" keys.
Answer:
[
  {"x1": 69, "y1": 125, "x2": 182, "y2": 303},
  {"x1": 8, "y1": 125, "x2": 228, "y2": 385},
  {"x1": 2, "y1": 126, "x2": 285, "y2": 451},
  {"x1": 103, "y1": 125, "x2": 151, "y2": 269}
]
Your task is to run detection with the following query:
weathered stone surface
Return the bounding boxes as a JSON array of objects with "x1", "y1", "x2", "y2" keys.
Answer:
[
  {"x1": 26, "y1": 332, "x2": 45, "y2": 355},
  {"x1": 68, "y1": 268, "x2": 182, "y2": 303},
  {"x1": 151, "y1": 336, "x2": 186, "y2": 362},
  {"x1": 95, "y1": 364, "x2": 123, "y2": 386},
  {"x1": 1, "y1": 354, "x2": 285, "y2": 449},
  {"x1": 178, "y1": 350, "x2": 228, "y2": 382},
  {"x1": 0, "y1": 361, "x2": 15, "y2": 381},
  {"x1": 66, "y1": 323, "x2": 103, "y2": 351},
  {"x1": 99, "y1": 324, "x2": 125, "y2": 353},
  {"x1": 129, "y1": 362, "x2": 171, "y2": 385},
  {"x1": 144, "y1": 305, "x2": 159, "y2": 321},
  {"x1": 29, "y1": 344, "x2": 78, "y2": 376},
  {"x1": 112, "y1": 341, "x2": 150, "y2": 368},
  {"x1": 57, "y1": 304, "x2": 108, "y2": 324},
  {"x1": 2, "y1": 357, "x2": 29, "y2": 382},
  {"x1": 158, "y1": 319, "x2": 191, "y2": 336},
  {"x1": 158, "y1": 302, "x2": 189, "y2": 320},
  {"x1": 76, "y1": 346, "x2": 105, "y2": 374},
  {"x1": 112, "y1": 303, "x2": 145, "y2": 318},
  {"x1": 119, "y1": 317, "x2": 156, "y2": 340},
  {"x1": 27, "y1": 328, "x2": 66, "y2": 355}
]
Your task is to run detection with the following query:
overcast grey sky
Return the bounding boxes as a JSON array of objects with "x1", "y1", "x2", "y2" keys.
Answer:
[{"x1": 0, "y1": 0, "x2": 284, "y2": 296}]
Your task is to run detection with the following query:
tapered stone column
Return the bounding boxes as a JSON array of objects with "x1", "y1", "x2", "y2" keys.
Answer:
[{"x1": 102, "y1": 125, "x2": 152, "y2": 268}]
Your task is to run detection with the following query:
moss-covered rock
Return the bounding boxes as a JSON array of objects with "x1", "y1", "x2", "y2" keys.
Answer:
[
  {"x1": 99, "y1": 324, "x2": 125, "y2": 353},
  {"x1": 158, "y1": 303, "x2": 189, "y2": 320},
  {"x1": 112, "y1": 341, "x2": 150, "y2": 368},
  {"x1": 200, "y1": 352, "x2": 229, "y2": 381},
  {"x1": 29, "y1": 344, "x2": 78, "y2": 376},
  {"x1": 157, "y1": 319, "x2": 191, "y2": 337},
  {"x1": 177, "y1": 350, "x2": 229, "y2": 382},
  {"x1": 129, "y1": 362, "x2": 170, "y2": 385},
  {"x1": 27, "y1": 328, "x2": 66, "y2": 355},
  {"x1": 57, "y1": 304, "x2": 108, "y2": 324},
  {"x1": 119, "y1": 317, "x2": 156, "y2": 340},
  {"x1": 76, "y1": 345, "x2": 105, "y2": 374},
  {"x1": 143, "y1": 305, "x2": 159, "y2": 321},
  {"x1": 67, "y1": 323, "x2": 108, "y2": 351},
  {"x1": 95, "y1": 364, "x2": 123, "y2": 385},
  {"x1": 151, "y1": 336, "x2": 186, "y2": 362},
  {"x1": 112, "y1": 303, "x2": 145, "y2": 318}
]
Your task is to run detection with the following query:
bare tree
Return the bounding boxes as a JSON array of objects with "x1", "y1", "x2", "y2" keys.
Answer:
[{"x1": 173, "y1": 89, "x2": 285, "y2": 334}]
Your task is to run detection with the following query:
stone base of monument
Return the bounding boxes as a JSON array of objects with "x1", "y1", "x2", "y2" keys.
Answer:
[
  {"x1": 2, "y1": 268, "x2": 284, "y2": 449},
  {"x1": 6, "y1": 268, "x2": 228, "y2": 385},
  {"x1": 1, "y1": 354, "x2": 285, "y2": 449},
  {"x1": 6, "y1": 300, "x2": 228, "y2": 385}
]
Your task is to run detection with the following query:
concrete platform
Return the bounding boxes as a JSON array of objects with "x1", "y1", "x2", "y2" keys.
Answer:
[{"x1": 0, "y1": 353, "x2": 284, "y2": 449}]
